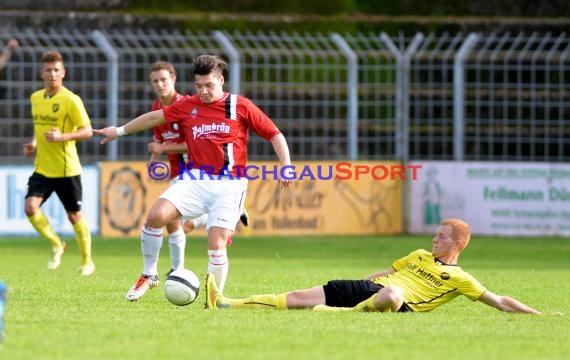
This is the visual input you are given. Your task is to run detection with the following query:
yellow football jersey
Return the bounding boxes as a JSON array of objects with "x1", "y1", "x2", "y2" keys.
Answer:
[
  {"x1": 373, "y1": 249, "x2": 486, "y2": 312},
  {"x1": 30, "y1": 87, "x2": 90, "y2": 177}
]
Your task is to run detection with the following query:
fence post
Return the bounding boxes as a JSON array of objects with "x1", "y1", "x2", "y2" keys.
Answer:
[
  {"x1": 453, "y1": 33, "x2": 479, "y2": 161},
  {"x1": 379, "y1": 33, "x2": 403, "y2": 161},
  {"x1": 557, "y1": 37, "x2": 570, "y2": 159},
  {"x1": 331, "y1": 33, "x2": 358, "y2": 161},
  {"x1": 380, "y1": 32, "x2": 423, "y2": 164},
  {"x1": 91, "y1": 30, "x2": 119, "y2": 161},
  {"x1": 213, "y1": 31, "x2": 241, "y2": 95}
]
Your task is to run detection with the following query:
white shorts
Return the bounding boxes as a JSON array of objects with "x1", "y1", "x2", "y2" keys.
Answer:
[{"x1": 160, "y1": 169, "x2": 248, "y2": 231}]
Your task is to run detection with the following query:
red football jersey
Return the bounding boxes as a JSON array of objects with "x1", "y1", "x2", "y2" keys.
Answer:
[
  {"x1": 151, "y1": 93, "x2": 186, "y2": 180},
  {"x1": 162, "y1": 92, "x2": 281, "y2": 177}
]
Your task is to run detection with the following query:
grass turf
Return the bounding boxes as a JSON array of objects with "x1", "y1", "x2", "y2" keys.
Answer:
[{"x1": 0, "y1": 234, "x2": 569, "y2": 360}]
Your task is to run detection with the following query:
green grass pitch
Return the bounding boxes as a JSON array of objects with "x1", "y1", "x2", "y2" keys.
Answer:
[{"x1": 1, "y1": 234, "x2": 569, "y2": 359}]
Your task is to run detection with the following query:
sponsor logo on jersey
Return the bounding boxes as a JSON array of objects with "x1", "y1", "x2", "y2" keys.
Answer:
[
  {"x1": 192, "y1": 122, "x2": 230, "y2": 139},
  {"x1": 190, "y1": 107, "x2": 199, "y2": 119},
  {"x1": 161, "y1": 130, "x2": 181, "y2": 141}
]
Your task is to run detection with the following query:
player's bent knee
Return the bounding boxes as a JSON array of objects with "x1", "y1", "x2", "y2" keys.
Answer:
[
  {"x1": 24, "y1": 198, "x2": 41, "y2": 216},
  {"x1": 147, "y1": 206, "x2": 177, "y2": 228},
  {"x1": 67, "y1": 211, "x2": 82, "y2": 224},
  {"x1": 24, "y1": 206, "x2": 36, "y2": 217},
  {"x1": 377, "y1": 286, "x2": 404, "y2": 311},
  {"x1": 146, "y1": 199, "x2": 180, "y2": 225}
]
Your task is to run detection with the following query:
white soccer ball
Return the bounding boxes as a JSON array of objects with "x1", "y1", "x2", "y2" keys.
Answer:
[{"x1": 164, "y1": 268, "x2": 200, "y2": 306}]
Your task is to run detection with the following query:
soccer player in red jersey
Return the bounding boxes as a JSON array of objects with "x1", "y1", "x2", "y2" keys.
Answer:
[
  {"x1": 143, "y1": 61, "x2": 245, "y2": 296},
  {"x1": 145, "y1": 61, "x2": 191, "y2": 282},
  {"x1": 95, "y1": 55, "x2": 293, "y2": 301}
]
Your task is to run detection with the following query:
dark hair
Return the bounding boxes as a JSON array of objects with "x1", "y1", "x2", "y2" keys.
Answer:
[
  {"x1": 41, "y1": 50, "x2": 64, "y2": 64},
  {"x1": 191, "y1": 55, "x2": 227, "y2": 77},
  {"x1": 150, "y1": 60, "x2": 176, "y2": 78}
]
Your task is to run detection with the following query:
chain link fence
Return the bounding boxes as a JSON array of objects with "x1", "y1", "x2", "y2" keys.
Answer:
[{"x1": 1, "y1": 28, "x2": 568, "y2": 163}]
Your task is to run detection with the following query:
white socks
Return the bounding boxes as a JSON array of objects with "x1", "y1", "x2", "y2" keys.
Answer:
[
  {"x1": 142, "y1": 224, "x2": 228, "y2": 293},
  {"x1": 141, "y1": 226, "x2": 163, "y2": 276},
  {"x1": 208, "y1": 249, "x2": 228, "y2": 292},
  {"x1": 168, "y1": 228, "x2": 186, "y2": 271}
]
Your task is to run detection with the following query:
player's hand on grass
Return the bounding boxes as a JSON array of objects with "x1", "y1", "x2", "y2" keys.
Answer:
[{"x1": 539, "y1": 311, "x2": 564, "y2": 316}]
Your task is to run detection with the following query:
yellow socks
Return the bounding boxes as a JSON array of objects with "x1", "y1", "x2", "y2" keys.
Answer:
[
  {"x1": 72, "y1": 217, "x2": 93, "y2": 265},
  {"x1": 29, "y1": 210, "x2": 94, "y2": 270},
  {"x1": 221, "y1": 293, "x2": 288, "y2": 310},
  {"x1": 27, "y1": 209, "x2": 62, "y2": 249},
  {"x1": 353, "y1": 294, "x2": 381, "y2": 312}
]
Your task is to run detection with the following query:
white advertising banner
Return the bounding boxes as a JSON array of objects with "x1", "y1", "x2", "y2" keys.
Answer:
[
  {"x1": 0, "y1": 166, "x2": 99, "y2": 236},
  {"x1": 409, "y1": 162, "x2": 570, "y2": 236}
]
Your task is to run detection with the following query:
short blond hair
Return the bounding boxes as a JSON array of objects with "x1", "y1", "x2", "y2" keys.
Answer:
[{"x1": 440, "y1": 218, "x2": 471, "y2": 251}]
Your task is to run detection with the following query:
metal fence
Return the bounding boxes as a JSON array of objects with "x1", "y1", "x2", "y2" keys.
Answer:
[{"x1": 1, "y1": 28, "x2": 569, "y2": 164}]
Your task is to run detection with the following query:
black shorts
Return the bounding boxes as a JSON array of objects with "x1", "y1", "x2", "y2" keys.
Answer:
[
  {"x1": 323, "y1": 280, "x2": 412, "y2": 312},
  {"x1": 26, "y1": 172, "x2": 83, "y2": 212}
]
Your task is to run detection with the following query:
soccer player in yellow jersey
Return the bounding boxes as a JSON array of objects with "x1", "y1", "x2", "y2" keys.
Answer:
[
  {"x1": 22, "y1": 50, "x2": 95, "y2": 276},
  {"x1": 205, "y1": 218, "x2": 541, "y2": 314}
]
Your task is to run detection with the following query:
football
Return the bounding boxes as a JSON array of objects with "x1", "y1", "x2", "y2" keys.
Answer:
[{"x1": 164, "y1": 268, "x2": 200, "y2": 306}]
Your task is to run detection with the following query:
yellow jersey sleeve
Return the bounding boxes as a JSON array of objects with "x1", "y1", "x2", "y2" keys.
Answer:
[{"x1": 457, "y1": 271, "x2": 487, "y2": 301}]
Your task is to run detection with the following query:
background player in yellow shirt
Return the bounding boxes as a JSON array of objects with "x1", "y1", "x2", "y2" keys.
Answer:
[
  {"x1": 23, "y1": 50, "x2": 95, "y2": 276},
  {"x1": 205, "y1": 218, "x2": 541, "y2": 314}
]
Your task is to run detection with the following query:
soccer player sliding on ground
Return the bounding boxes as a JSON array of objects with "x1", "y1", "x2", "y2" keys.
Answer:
[{"x1": 206, "y1": 218, "x2": 543, "y2": 314}]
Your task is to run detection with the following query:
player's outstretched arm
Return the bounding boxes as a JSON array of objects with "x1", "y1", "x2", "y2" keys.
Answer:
[
  {"x1": 94, "y1": 110, "x2": 165, "y2": 144},
  {"x1": 478, "y1": 290, "x2": 541, "y2": 314}
]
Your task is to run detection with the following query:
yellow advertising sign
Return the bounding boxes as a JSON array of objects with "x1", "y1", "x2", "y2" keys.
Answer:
[
  {"x1": 99, "y1": 162, "x2": 168, "y2": 237},
  {"x1": 245, "y1": 161, "x2": 403, "y2": 235}
]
